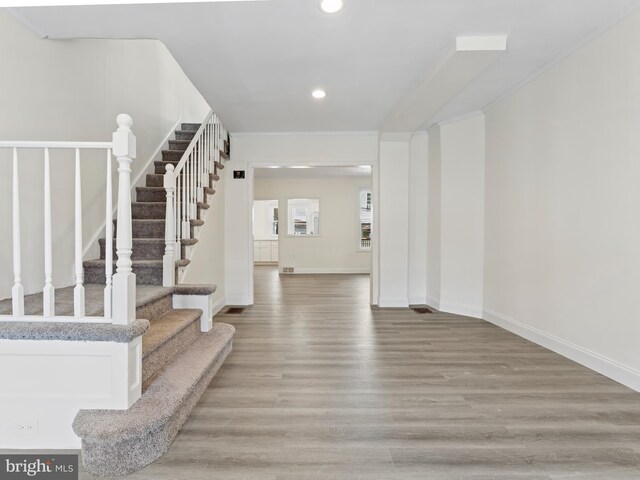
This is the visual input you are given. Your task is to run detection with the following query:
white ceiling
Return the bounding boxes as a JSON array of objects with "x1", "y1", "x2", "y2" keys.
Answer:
[
  {"x1": 255, "y1": 166, "x2": 371, "y2": 179},
  {"x1": 11, "y1": 0, "x2": 640, "y2": 132}
]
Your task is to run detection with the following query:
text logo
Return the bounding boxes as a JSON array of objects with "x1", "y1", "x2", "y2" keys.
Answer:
[{"x1": 0, "y1": 455, "x2": 77, "y2": 480}]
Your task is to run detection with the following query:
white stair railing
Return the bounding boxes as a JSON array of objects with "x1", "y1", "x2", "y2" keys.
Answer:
[
  {"x1": 0, "y1": 114, "x2": 137, "y2": 325},
  {"x1": 162, "y1": 110, "x2": 229, "y2": 287}
]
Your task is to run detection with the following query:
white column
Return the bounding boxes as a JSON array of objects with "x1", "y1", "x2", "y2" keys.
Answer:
[
  {"x1": 11, "y1": 148, "x2": 24, "y2": 317},
  {"x1": 43, "y1": 148, "x2": 55, "y2": 317},
  {"x1": 163, "y1": 164, "x2": 176, "y2": 287},
  {"x1": 112, "y1": 114, "x2": 137, "y2": 325}
]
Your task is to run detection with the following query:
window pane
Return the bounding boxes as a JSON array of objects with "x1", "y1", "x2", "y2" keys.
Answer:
[
  {"x1": 287, "y1": 199, "x2": 320, "y2": 235},
  {"x1": 359, "y1": 189, "x2": 372, "y2": 249}
]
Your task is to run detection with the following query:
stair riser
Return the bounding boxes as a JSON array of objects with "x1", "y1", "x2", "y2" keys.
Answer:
[
  {"x1": 181, "y1": 123, "x2": 200, "y2": 132},
  {"x1": 162, "y1": 150, "x2": 183, "y2": 162},
  {"x1": 99, "y1": 239, "x2": 166, "y2": 261},
  {"x1": 132, "y1": 203, "x2": 166, "y2": 220},
  {"x1": 168, "y1": 140, "x2": 190, "y2": 151},
  {"x1": 84, "y1": 263, "x2": 167, "y2": 286},
  {"x1": 142, "y1": 320, "x2": 200, "y2": 388},
  {"x1": 175, "y1": 131, "x2": 196, "y2": 141},
  {"x1": 99, "y1": 239, "x2": 190, "y2": 261},
  {"x1": 137, "y1": 188, "x2": 166, "y2": 202},
  {"x1": 136, "y1": 295, "x2": 173, "y2": 322},
  {"x1": 115, "y1": 220, "x2": 200, "y2": 239}
]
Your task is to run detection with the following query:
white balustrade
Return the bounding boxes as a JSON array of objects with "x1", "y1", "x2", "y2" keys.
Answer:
[
  {"x1": 0, "y1": 114, "x2": 136, "y2": 324},
  {"x1": 43, "y1": 148, "x2": 54, "y2": 317},
  {"x1": 163, "y1": 111, "x2": 229, "y2": 284}
]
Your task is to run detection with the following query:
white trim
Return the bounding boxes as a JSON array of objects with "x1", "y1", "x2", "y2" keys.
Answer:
[
  {"x1": 83, "y1": 117, "x2": 181, "y2": 259},
  {"x1": 425, "y1": 295, "x2": 441, "y2": 311},
  {"x1": 483, "y1": 309, "x2": 640, "y2": 393},
  {"x1": 380, "y1": 132, "x2": 413, "y2": 142},
  {"x1": 231, "y1": 131, "x2": 379, "y2": 138},
  {"x1": 439, "y1": 301, "x2": 483, "y2": 319},
  {"x1": 378, "y1": 297, "x2": 409, "y2": 308},
  {"x1": 436, "y1": 110, "x2": 484, "y2": 128},
  {"x1": 225, "y1": 295, "x2": 252, "y2": 306},
  {"x1": 281, "y1": 267, "x2": 370, "y2": 275},
  {"x1": 409, "y1": 296, "x2": 428, "y2": 306},
  {"x1": 483, "y1": 1, "x2": 640, "y2": 114},
  {"x1": 7, "y1": 7, "x2": 49, "y2": 38}
]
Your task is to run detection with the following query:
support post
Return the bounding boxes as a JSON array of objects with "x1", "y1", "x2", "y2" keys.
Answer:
[
  {"x1": 112, "y1": 114, "x2": 137, "y2": 325},
  {"x1": 163, "y1": 164, "x2": 176, "y2": 287}
]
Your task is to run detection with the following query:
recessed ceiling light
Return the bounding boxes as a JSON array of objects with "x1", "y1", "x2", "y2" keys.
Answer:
[
  {"x1": 320, "y1": 0, "x2": 343, "y2": 14},
  {"x1": 312, "y1": 89, "x2": 327, "y2": 100}
]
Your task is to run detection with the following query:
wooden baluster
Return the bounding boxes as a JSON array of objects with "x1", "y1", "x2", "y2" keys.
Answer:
[
  {"x1": 163, "y1": 164, "x2": 176, "y2": 287},
  {"x1": 12, "y1": 148, "x2": 24, "y2": 317},
  {"x1": 74, "y1": 148, "x2": 85, "y2": 317},
  {"x1": 112, "y1": 114, "x2": 137, "y2": 325},
  {"x1": 43, "y1": 148, "x2": 54, "y2": 317},
  {"x1": 104, "y1": 149, "x2": 113, "y2": 319}
]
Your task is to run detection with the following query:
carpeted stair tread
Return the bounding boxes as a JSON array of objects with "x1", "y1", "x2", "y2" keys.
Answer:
[
  {"x1": 142, "y1": 308, "x2": 202, "y2": 358},
  {"x1": 174, "y1": 130, "x2": 197, "y2": 141},
  {"x1": 73, "y1": 322, "x2": 235, "y2": 476},
  {"x1": 99, "y1": 238, "x2": 198, "y2": 261},
  {"x1": 197, "y1": 201, "x2": 210, "y2": 210},
  {"x1": 204, "y1": 186, "x2": 216, "y2": 195},
  {"x1": 161, "y1": 150, "x2": 185, "y2": 162},
  {"x1": 214, "y1": 160, "x2": 224, "y2": 170},
  {"x1": 210, "y1": 173, "x2": 220, "y2": 182},
  {"x1": 181, "y1": 123, "x2": 200, "y2": 131},
  {"x1": 132, "y1": 202, "x2": 166, "y2": 219}
]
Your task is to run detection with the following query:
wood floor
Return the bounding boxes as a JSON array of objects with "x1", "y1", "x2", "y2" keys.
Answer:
[{"x1": 88, "y1": 266, "x2": 640, "y2": 479}]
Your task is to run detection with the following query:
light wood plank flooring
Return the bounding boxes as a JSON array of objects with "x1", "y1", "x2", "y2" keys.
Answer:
[{"x1": 88, "y1": 266, "x2": 640, "y2": 479}]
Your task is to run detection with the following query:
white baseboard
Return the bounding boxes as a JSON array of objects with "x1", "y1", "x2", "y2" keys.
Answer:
[
  {"x1": 378, "y1": 297, "x2": 409, "y2": 308},
  {"x1": 225, "y1": 295, "x2": 251, "y2": 307},
  {"x1": 409, "y1": 296, "x2": 428, "y2": 306},
  {"x1": 425, "y1": 295, "x2": 441, "y2": 311},
  {"x1": 440, "y1": 300, "x2": 483, "y2": 319},
  {"x1": 282, "y1": 268, "x2": 370, "y2": 274},
  {"x1": 483, "y1": 308, "x2": 640, "y2": 393}
]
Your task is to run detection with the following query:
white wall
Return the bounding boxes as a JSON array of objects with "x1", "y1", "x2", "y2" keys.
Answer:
[
  {"x1": 254, "y1": 177, "x2": 371, "y2": 274},
  {"x1": 0, "y1": 11, "x2": 209, "y2": 299},
  {"x1": 226, "y1": 133, "x2": 379, "y2": 305},
  {"x1": 425, "y1": 116, "x2": 485, "y2": 317},
  {"x1": 408, "y1": 132, "x2": 429, "y2": 305},
  {"x1": 378, "y1": 140, "x2": 410, "y2": 307},
  {"x1": 439, "y1": 115, "x2": 485, "y2": 317},
  {"x1": 483, "y1": 8, "x2": 640, "y2": 390}
]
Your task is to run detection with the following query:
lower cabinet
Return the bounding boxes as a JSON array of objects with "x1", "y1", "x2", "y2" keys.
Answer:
[{"x1": 254, "y1": 240, "x2": 278, "y2": 263}]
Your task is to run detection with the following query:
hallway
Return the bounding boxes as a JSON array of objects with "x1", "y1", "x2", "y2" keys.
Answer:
[{"x1": 86, "y1": 266, "x2": 640, "y2": 479}]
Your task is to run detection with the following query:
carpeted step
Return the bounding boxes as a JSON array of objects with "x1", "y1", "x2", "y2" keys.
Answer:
[
  {"x1": 142, "y1": 308, "x2": 202, "y2": 389},
  {"x1": 181, "y1": 123, "x2": 200, "y2": 132},
  {"x1": 174, "y1": 130, "x2": 197, "y2": 141},
  {"x1": 132, "y1": 202, "x2": 166, "y2": 220},
  {"x1": 161, "y1": 150, "x2": 184, "y2": 162},
  {"x1": 146, "y1": 173, "x2": 203, "y2": 188},
  {"x1": 214, "y1": 160, "x2": 224, "y2": 173},
  {"x1": 137, "y1": 186, "x2": 167, "y2": 203},
  {"x1": 73, "y1": 322, "x2": 235, "y2": 477},
  {"x1": 204, "y1": 186, "x2": 216, "y2": 196},
  {"x1": 210, "y1": 173, "x2": 219, "y2": 183},
  {"x1": 99, "y1": 237, "x2": 198, "y2": 261},
  {"x1": 83, "y1": 259, "x2": 190, "y2": 286},
  {"x1": 168, "y1": 139, "x2": 190, "y2": 151},
  {"x1": 114, "y1": 219, "x2": 204, "y2": 239}
]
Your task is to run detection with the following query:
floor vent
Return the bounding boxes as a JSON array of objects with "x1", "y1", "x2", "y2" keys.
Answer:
[
  {"x1": 411, "y1": 306, "x2": 434, "y2": 314},
  {"x1": 282, "y1": 267, "x2": 295, "y2": 273},
  {"x1": 224, "y1": 307, "x2": 245, "y2": 314}
]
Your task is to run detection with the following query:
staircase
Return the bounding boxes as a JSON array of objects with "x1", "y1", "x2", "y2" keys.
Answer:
[
  {"x1": 72, "y1": 121, "x2": 234, "y2": 476},
  {"x1": 83, "y1": 122, "x2": 225, "y2": 286}
]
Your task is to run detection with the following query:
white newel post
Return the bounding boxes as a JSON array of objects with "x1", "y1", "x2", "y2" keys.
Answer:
[
  {"x1": 112, "y1": 114, "x2": 137, "y2": 326},
  {"x1": 163, "y1": 164, "x2": 176, "y2": 287}
]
